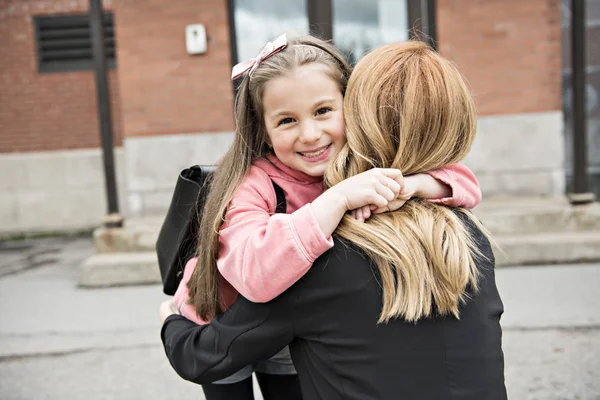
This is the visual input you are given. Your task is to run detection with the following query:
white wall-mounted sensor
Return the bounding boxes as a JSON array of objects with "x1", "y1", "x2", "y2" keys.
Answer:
[{"x1": 185, "y1": 24, "x2": 207, "y2": 55}]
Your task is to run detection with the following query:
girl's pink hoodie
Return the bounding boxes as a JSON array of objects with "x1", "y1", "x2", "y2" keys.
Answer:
[{"x1": 174, "y1": 155, "x2": 481, "y2": 324}]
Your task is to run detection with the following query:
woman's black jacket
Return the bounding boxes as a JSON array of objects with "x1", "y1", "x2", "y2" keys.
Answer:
[{"x1": 161, "y1": 212, "x2": 507, "y2": 400}]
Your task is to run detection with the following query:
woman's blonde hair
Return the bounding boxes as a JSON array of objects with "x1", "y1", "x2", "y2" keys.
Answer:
[
  {"x1": 188, "y1": 36, "x2": 351, "y2": 320},
  {"x1": 326, "y1": 41, "x2": 487, "y2": 323}
]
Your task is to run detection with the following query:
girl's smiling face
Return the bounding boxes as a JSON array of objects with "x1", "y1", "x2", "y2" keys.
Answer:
[{"x1": 262, "y1": 63, "x2": 346, "y2": 177}]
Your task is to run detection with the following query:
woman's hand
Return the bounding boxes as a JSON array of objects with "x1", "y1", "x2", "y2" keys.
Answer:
[{"x1": 159, "y1": 299, "x2": 180, "y2": 325}]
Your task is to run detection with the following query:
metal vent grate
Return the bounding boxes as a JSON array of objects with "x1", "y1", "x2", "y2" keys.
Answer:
[{"x1": 34, "y1": 13, "x2": 116, "y2": 72}]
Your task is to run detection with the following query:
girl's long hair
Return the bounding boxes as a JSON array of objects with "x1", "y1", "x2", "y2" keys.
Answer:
[
  {"x1": 188, "y1": 36, "x2": 351, "y2": 320},
  {"x1": 325, "y1": 41, "x2": 489, "y2": 323}
]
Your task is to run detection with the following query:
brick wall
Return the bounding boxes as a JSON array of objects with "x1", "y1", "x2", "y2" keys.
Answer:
[
  {"x1": 1, "y1": 0, "x2": 561, "y2": 154},
  {"x1": 0, "y1": 0, "x2": 122, "y2": 153},
  {"x1": 437, "y1": 0, "x2": 562, "y2": 116},
  {"x1": 113, "y1": 0, "x2": 234, "y2": 139}
]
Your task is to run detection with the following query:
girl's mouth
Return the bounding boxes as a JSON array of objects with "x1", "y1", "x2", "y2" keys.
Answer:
[{"x1": 298, "y1": 144, "x2": 331, "y2": 160}]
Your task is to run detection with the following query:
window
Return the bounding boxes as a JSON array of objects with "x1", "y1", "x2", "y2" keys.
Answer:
[
  {"x1": 332, "y1": 0, "x2": 408, "y2": 65},
  {"x1": 232, "y1": 0, "x2": 308, "y2": 63},
  {"x1": 34, "y1": 13, "x2": 116, "y2": 73}
]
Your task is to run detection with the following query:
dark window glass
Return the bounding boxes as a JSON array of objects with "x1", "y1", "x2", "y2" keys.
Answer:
[
  {"x1": 561, "y1": 0, "x2": 600, "y2": 195},
  {"x1": 332, "y1": 0, "x2": 408, "y2": 65},
  {"x1": 233, "y1": 0, "x2": 308, "y2": 62}
]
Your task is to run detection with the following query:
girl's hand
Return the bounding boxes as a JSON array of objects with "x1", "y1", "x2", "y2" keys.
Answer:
[
  {"x1": 352, "y1": 173, "x2": 415, "y2": 220},
  {"x1": 371, "y1": 174, "x2": 417, "y2": 214},
  {"x1": 371, "y1": 192, "x2": 412, "y2": 214},
  {"x1": 350, "y1": 205, "x2": 374, "y2": 222},
  {"x1": 159, "y1": 299, "x2": 180, "y2": 325},
  {"x1": 311, "y1": 168, "x2": 403, "y2": 236},
  {"x1": 330, "y1": 168, "x2": 404, "y2": 211}
]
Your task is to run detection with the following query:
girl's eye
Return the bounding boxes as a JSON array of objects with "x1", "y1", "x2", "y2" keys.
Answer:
[
  {"x1": 277, "y1": 117, "x2": 294, "y2": 126},
  {"x1": 315, "y1": 107, "x2": 332, "y2": 116}
]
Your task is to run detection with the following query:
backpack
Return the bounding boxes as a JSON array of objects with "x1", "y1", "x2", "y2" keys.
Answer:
[{"x1": 155, "y1": 165, "x2": 286, "y2": 295}]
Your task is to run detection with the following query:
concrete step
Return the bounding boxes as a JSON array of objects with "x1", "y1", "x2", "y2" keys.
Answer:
[
  {"x1": 474, "y1": 198, "x2": 600, "y2": 235},
  {"x1": 94, "y1": 198, "x2": 600, "y2": 254},
  {"x1": 93, "y1": 217, "x2": 162, "y2": 253},
  {"x1": 81, "y1": 197, "x2": 600, "y2": 287},
  {"x1": 79, "y1": 231, "x2": 600, "y2": 287},
  {"x1": 494, "y1": 230, "x2": 600, "y2": 267},
  {"x1": 79, "y1": 252, "x2": 160, "y2": 287}
]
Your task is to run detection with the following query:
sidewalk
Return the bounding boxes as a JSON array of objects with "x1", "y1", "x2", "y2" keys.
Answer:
[{"x1": 0, "y1": 236, "x2": 599, "y2": 399}]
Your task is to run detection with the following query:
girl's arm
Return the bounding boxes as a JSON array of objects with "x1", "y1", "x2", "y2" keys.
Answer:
[
  {"x1": 424, "y1": 162, "x2": 481, "y2": 209},
  {"x1": 218, "y1": 167, "x2": 403, "y2": 304},
  {"x1": 351, "y1": 162, "x2": 482, "y2": 221},
  {"x1": 217, "y1": 170, "x2": 333, "y2": 304}
]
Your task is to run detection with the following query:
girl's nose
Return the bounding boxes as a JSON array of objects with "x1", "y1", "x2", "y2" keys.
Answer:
[{"x1": 299, "y1": 123, "x2": 321, "y2": 143}]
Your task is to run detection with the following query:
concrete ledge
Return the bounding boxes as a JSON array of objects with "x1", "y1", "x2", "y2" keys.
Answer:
[
  {"x1": 494, "y1": 231, "x2": 600, "y2": 267},
  {"x1": 475, "y1": 198, "x2": 600, "y2": 235},
  {"x1": 80, "y1": 197, "x2": 600, "y2": 287},
  {"x1": 94, "y1": 198, "x2": 600, "y2": 253},
  {"x1": 93, "y1": 216, "x2": 164, "y2": 253},
  {"x1": 80, "y1": 231, "x2": 600, "y2": 287},
  {"x1": 79, "y1": 252, "x2": 160, "y2": 287},
  {"x1": 464, "y1": 111, "x2": 565, "y2": 197},
  {"x1": 93, "y1": 228, "x2": 143, "y2": 253},
  {"x1": 124, "y1": 132, "x2": 234, "y2": 216},
  {"x1": 0, "y1": 148, "x2": 128, "y2": 235}
]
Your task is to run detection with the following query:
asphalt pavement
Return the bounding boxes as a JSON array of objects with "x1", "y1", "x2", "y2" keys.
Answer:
[{"x1": 0, "y1": 236, "x2": 598, "y2": 399}]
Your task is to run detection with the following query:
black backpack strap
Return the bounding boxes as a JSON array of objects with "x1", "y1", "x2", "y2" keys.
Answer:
[{"x1": 271, "y1": 180, "x2": 287, "y2": 214}]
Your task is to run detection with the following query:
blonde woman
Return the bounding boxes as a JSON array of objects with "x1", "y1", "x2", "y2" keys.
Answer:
[{"x1": 160, "y1": 41, "x2": 506, "y2": 400}]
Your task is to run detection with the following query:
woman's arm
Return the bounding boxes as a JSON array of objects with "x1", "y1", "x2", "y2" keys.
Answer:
[{"x1": 160, "y1": 296, "x2": 294, "y2": 384}]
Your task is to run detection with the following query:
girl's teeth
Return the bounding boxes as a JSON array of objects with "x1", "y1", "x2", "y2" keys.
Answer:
[{"x1": 301, "y1": 146, "x2": 327, "y2": 157}]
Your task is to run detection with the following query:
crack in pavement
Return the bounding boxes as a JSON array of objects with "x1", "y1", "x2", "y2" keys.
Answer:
[
  {"x1": 503, "y1": 325, "x2": 600, "y2": 332},
  {"x1": 0, "y1": 326, "x2": 157, "y2": 338},
  {"x1": 1, "y1": 326, "x2": 597, "y2": 363},
  {"x1": 0, "y1": 342, "x2": 160, "y2": 363}
]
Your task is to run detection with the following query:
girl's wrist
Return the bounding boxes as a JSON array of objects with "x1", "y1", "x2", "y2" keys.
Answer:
[
  {"x1": 320, "y1": 187, "x2": 350, "y2": 214},
  {"x1": 407, "y1": 173, "x2": 451, "y2": 200},
  {"x1": 310, "y1": 188, "x2": 350, "y2": 237},
  {"x1": 403, "y1": 174, "x2": 422, "y2": 198}
]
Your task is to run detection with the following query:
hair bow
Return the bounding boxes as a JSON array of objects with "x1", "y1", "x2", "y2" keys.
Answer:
[{"x1": 231, "y1": 34, "x2": 288, "y2": 80}]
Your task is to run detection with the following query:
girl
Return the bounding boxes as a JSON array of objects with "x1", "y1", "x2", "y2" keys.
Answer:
[{"x1": 172, "y1": 34, "x2": 481, "y2": 400}]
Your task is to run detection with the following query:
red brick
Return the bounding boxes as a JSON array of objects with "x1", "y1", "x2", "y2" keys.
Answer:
[
  {"x1": 2, "y1": 0, "x2": 561, "y2": 154},
  {"x1": 0, "y1": 0, "x2": 122, "y2": 153},
  {"x1": 113, "y1": 0, "x2": 234, "y2": 139},
  {"x1": 437, "y1": 0, "x2": 561, "y2": 116}
]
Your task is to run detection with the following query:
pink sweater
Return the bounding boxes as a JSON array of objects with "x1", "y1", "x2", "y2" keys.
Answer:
[{"x1": 174, "y1": 155, "x2": 481, "y2": 324}]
